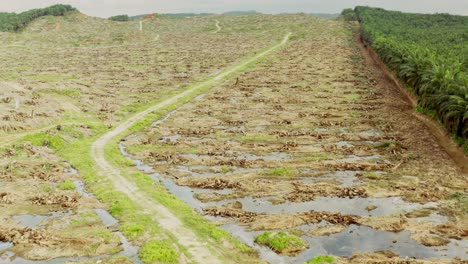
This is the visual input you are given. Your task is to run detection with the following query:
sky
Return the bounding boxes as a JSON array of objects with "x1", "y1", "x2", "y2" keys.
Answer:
[{"x1": 1, "y1": 0, "x2": 467, "y2": 17}]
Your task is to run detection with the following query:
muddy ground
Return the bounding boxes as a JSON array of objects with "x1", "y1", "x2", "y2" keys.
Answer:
[
  {"x1": 123, "y1": 18, "x2": 467, "y2": 263},
  {"x1": 0, "y1": 13, "x2": 334, "y2": 263},
  {"x1": 0, "y1": 143, "x2": 131, "y2": 262}
]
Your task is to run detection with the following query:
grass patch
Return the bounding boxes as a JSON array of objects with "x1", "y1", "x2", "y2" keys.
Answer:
[
  {"x1": 140, "y1": 240, "x2": 179, "y2": 264},
  {"x1": 41, "y1": 87, "x2": 82, "y2": 98},
  {"x1": 27, "y1": 74, "x2": 76, "y2": 82},
  {"x1": 364, "y1": 172, "x2": 381, "y2": 180},
  {"x1": 255, "y1": 231, "x2": 307, "y2": 254},
  {"x1": 22, "y1": 132, "x2": 65, "y2": 150},
  {"x1": 300, "y1": 153, "x2": 331, "y2": 162},
  {"x1": 306, "y1": 255, "x2": 335, "y2": 264},
  {"x1": 57, "y1": 181, "x2": 75, "y2": 190},
  {"x1": 265, "y1": 167, "x2": 295, "y2": 177}
]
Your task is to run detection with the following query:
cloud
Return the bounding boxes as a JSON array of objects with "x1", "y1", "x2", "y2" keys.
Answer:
[{"x1": 0, "y1": 0, "x2": 467, "y2": 17}]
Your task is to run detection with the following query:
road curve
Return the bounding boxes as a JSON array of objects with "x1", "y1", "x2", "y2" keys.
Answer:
[
  {"x1": 214, "y1": 20, "x2": 221, "y2": 33},
  {"x1": 90, "y1": 32, "x2": 291, "y2": 263}
]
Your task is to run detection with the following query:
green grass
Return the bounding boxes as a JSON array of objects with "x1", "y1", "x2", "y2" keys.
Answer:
[
  {"x1": 300, "y1": 153, "x2": 332, "y2": 162},
  {"x1": 265, "y1": 167, "x2": 296, "y2": 177},
  {"x1": 40, "y1": 87, "x2": 82, "y2": 98},
  {"x1": 140, "y1": 240, "x2": 179, "y2": 263},
  {"x1": 27, "y1": 74, "x2": 76, "y2": 82},
  {"x1": 255, "y1": 231, "x2": 306, "y2": 252},
  {"x1": 57, "y1": 181, "x2": 75, "y2": 190},
  {"x1": 22, "y1": 132, "x2": 66, "y2": 150},
  {"x1": 305, "y1": 255, "x2": 335, "y2": 264},
  {"x1": 364, "y1": 172, "x2": 381, "y2": 180}
]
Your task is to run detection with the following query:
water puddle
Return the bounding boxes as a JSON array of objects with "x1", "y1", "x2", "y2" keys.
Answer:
[
  {"x1": 180, "y1": 152, "x2": 289, "y2": 162},
  {"x1": 13, "y1": 215, "x2": 47, "y2": 229},
  {"x1": 13, "y1": 211, "x2": 72, "y2": 229},
  {"x1": 0, "y1": 242, "x2": 13, "y2": 252},
  {"x1": 95, "y1": 209, "x2": 119, "y2": 227},
  {"x1": 120, "y1": 114, "x2": 466, "y2": 262},
  {"x1": 205, "y1": 196, "x2": 438, "y2": 218},
  {"x1": 358, "y1": 130, "x2": 381, "y2": 138},
  {"x1": 73, "y1": 180, "x2": 93, "y2": 198},
  {"x1": 301, "y1": 171, "x2": 363, "y2": 187},
  {"x1": 172, "y1": 165, "x2": 263, "y2": 178},
  {"x1": 64, "y1": 166, "x2": 78, "y2": 175},
  {"x1": 337, "y1": 154, "x2": 382, "y2": 163},
  {"x1": 119, "y1": 144, "x2": 153, "y2": 172},
  {"x1": 220, "y1": 223, "x2": 467, "y2": 264},
  {"x1": 336, "y1": 141, "x2": 353, "y2": 147},
  {"x1": 159, "y1": 135, "x2": 181, "y2": 143},
  {"x1": 152, "y1": 110, "x2": 177, "y2": 126}
]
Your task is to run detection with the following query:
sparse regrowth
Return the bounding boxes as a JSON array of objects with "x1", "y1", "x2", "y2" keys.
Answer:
[
  {"x1": 57, "y1": 181, "x2": 75, "y2": 190},
  {"x1": 139, "y1": 240, "x2": 179, "y2": 263},
  {"x1": 306, "y1": 255, "x2": 335, "y2": 264},
  {"x1": 255, "y1": 231, "x2": 307, "y2": 255},
  {"x1": 265, "y1": 167, "x2": 295, "y2": 177}
]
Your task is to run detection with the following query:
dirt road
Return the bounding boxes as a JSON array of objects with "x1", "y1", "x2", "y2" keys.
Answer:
[
  {"x1": 90, "y1": 32, "x2": 290, "y2": 263},
  {"x1": 214, "y1": 20, "x2": 221, "y2": 33}
]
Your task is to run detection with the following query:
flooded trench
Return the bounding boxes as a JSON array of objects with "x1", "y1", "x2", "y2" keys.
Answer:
[{"x1": 119, "y1": 20, "x2": 467, "y2": 263}]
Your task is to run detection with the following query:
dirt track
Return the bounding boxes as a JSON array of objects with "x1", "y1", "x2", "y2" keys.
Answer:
[
  {"x1": 214, "y1": 20, "x2": 221, "y2": 33},
  {"x1": 90, "y1": 32, "x2": 291, "y2": 263}
]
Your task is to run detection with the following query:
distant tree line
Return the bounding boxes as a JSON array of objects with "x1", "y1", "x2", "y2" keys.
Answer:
[
  {"x1": 108, "y1": 15, "x2": 130, "y2": 22},
  {"x1": 341, "y1": 8, "x2": 356, "y2": 21},
  {"x1": 0, "y1": 4, "x2": 77, "y2": 32},
  {"x1": 354, "y1": 6, "x2": 468, "y2": 151}
]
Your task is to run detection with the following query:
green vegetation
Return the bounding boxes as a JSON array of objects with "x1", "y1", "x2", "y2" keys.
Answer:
[
  {"x1": 447, "y1": 192, "x2": 468, "y2": 214},
  {"x1": 140, "y1": 240, "x2": 179, "y2": 263},
  {"x1": 57, "y1": 181, "x2": 76, "y2": 190},
  {"x1": 306, "y1": 255, "x2": 335, "y2": 264},
  {"x1": 341, "y1": 8, "x2": 356, "y2": 21},
  {"x1": 265, "y1": 167, "x2": 295, "y2": 177},
  {"x1": 41, "y1": 88, "x2": 81, "y2": 98},
  {"x1": 355, "y1": 6, "x2": 468, "y2": 151},
  {"x1": 109, "y1": 15, "x2": 130, "y2": 22},
  {"x1": 0, "y1": 4, "x2": 77, "y2": 32},
  {"x1": 22, "y1": 132, "x2": 66, "y2": 150},
  {"x1": 255, "y1": 231, "x2": 307, "y2": 253}
]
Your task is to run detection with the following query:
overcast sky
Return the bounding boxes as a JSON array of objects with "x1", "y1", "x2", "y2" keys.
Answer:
[{"x1": 1, "y1": 0, "x2": 467, "y2": 17}]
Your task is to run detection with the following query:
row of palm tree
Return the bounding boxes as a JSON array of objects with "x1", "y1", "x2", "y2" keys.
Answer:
[
  {"x1": 354, "y1": 6, "x2": 468, "y2": 151},
  {"x1": 0, "y1": 4, "x2": 77, "y2": 32}
]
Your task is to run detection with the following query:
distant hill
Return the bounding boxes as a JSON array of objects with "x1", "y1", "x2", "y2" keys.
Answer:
[
  {"x1": 164, "y1": 13, "x2": 214, "y2": 17},
  {"x1": 130, "y1": 13, "x2": 213, "y2": 20},
  {"x1": 310, "y1": 13, "x2": 339, "y2": 18},
  {"x1": 223, "y1": 11, "x2": 259, "y2": 15},
  {"x1": 0, "y1": 4, "x2": 77, "y2": 32}
]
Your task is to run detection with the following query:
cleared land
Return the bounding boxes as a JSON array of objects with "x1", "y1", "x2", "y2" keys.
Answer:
[
  {"x1": 123, "y1": 16, "x2": 467, "y2": 264},
  {"x1": 0, "y1": 10, "x2": 466, "y2": 264}
]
